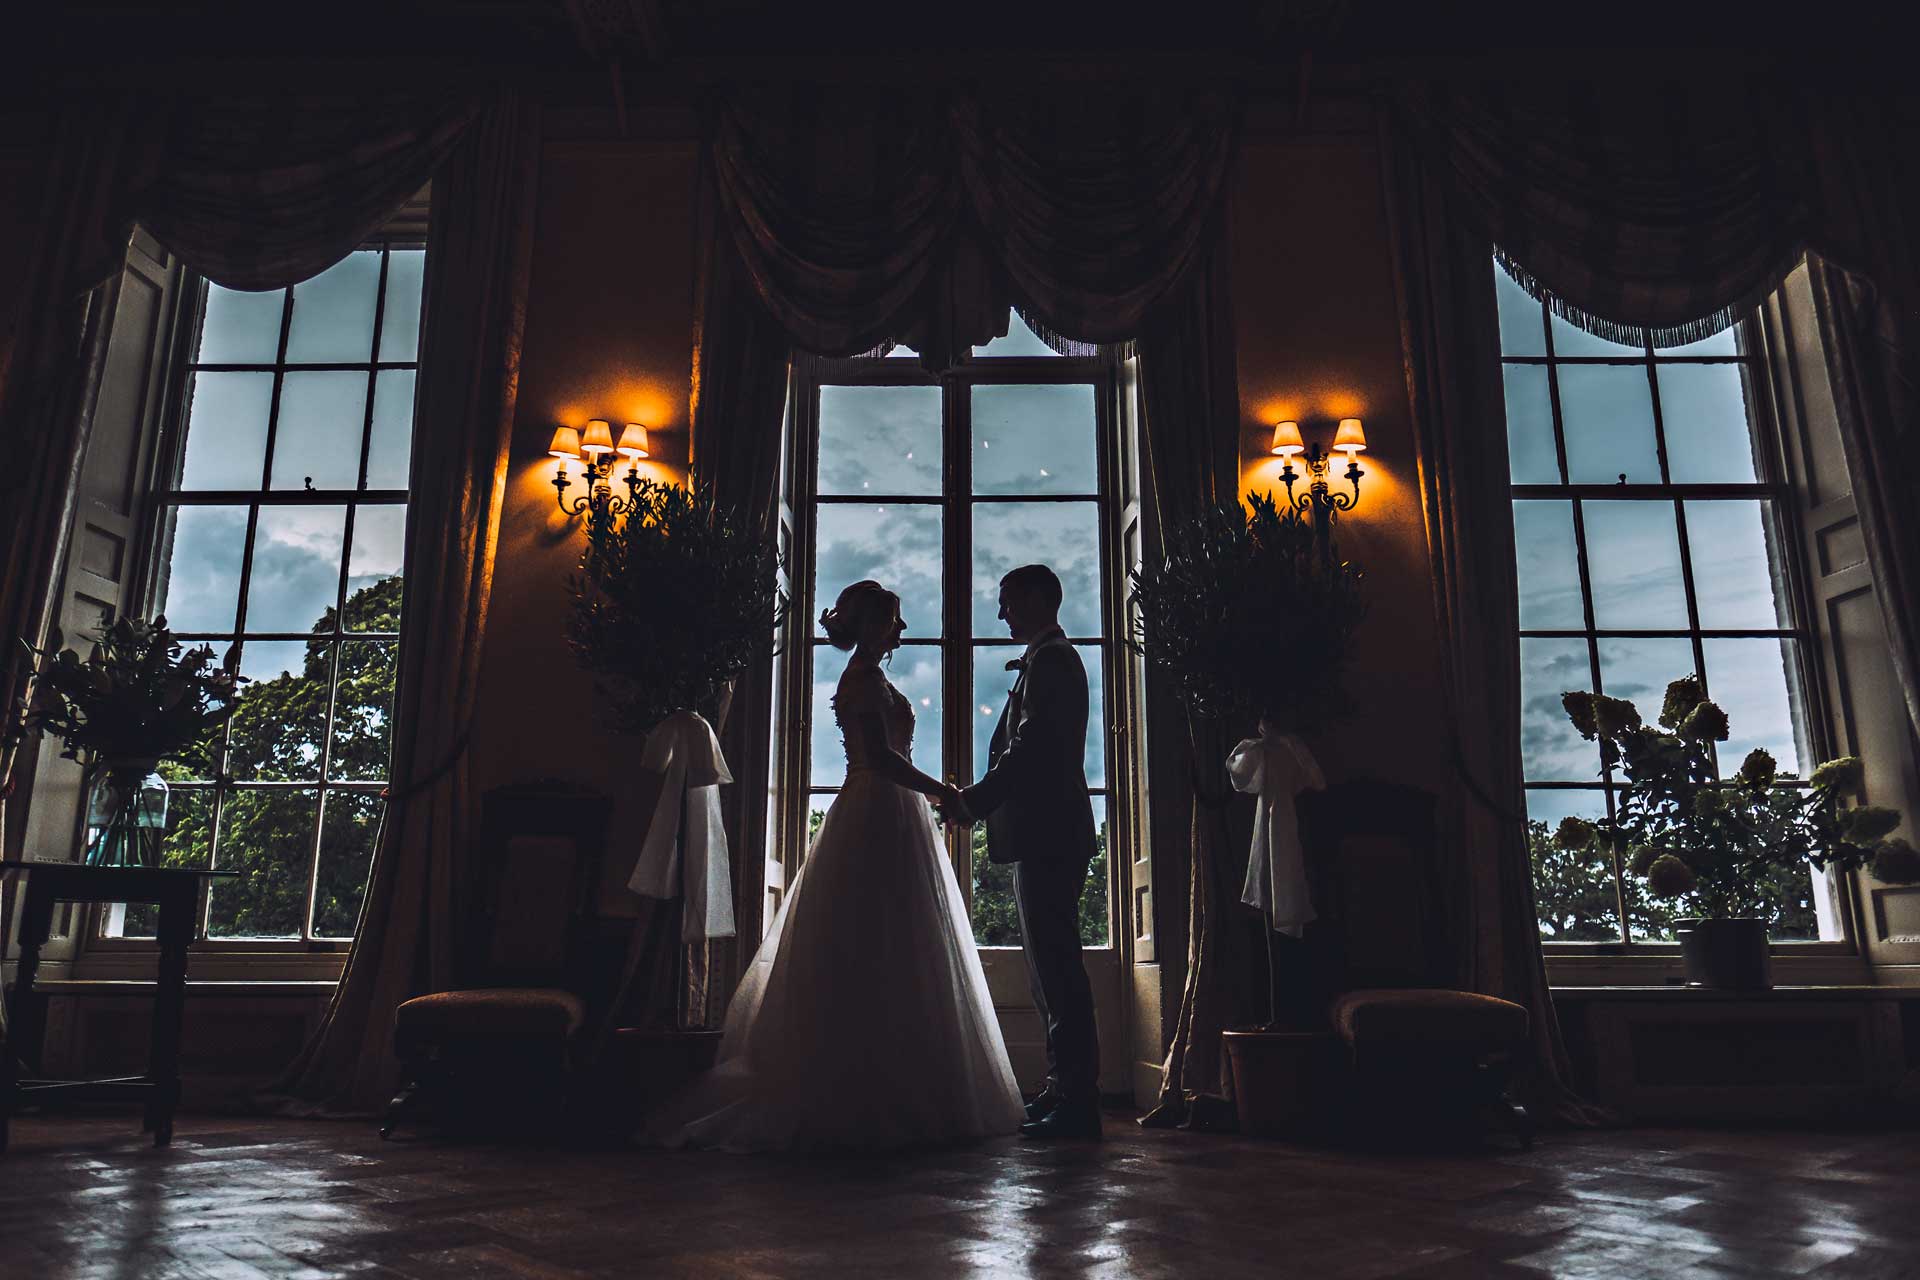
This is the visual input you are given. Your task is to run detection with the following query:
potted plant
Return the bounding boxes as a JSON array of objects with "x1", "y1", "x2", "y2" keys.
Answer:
[
  {"x1": 1129, "y1": 492, "x2": 1365, "y2": 1133},
  {"x1": 8, "y1": 617, "x2": 243, "y2": 866},
  {"x1": 1556, "y1": 674, "x2": 1920, "y2": 988},
  {"x1": 566, "y1": 478, "x2": 784, "y2": 1050}
]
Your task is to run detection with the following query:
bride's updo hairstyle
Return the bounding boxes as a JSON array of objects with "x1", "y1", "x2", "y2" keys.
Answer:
[{"x1": 820, "y1": 579, "x2": 896, "y2": 652}]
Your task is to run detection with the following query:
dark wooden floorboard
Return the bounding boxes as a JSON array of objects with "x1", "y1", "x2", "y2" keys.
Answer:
[{"x1": 2, "y1": 1115, "x2": 1915, "y2": 1278}]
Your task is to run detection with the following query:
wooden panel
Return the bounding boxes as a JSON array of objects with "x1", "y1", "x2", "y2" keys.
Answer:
[
  {"x1": 1873, "y1": 884, "x2": 1920, "y2": 945},
  {"x1": 1816, "y1": 516, "x2": 1866, "y2": 575}
]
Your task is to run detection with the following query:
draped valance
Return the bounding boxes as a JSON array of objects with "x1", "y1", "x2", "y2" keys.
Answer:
[{"x1": 706, "y1": 89, "x2": 1237, "y2": 368}]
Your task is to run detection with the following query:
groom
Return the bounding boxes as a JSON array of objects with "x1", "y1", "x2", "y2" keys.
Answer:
[{"x1": 942, "y1": 564, "x2": 1101, "y2": 1140}]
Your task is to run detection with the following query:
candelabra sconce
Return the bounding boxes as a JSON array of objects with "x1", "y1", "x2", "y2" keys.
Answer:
[
  {"x1": 1272, "y1": 417, "x2": 1367, "y2": 523},
  {"x1": 549, "y1": 419, "x2": 650, "y2": 520}
]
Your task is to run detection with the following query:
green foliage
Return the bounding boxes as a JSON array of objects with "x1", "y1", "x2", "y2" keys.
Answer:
[
  {"x1": 11, "y1": 616, "x2": 242, "y2": 769},
  {"x1": 1558, "y1": 675, "x2": 1918, "y2": 922},
  {"x1": 567, "y1": 479, "x2": 785, "y2": 736},
  {"x1": 1128, "y1": 491, "x2": 1364, "y2": 730},
  {"x1": 1526, "y1": 819, "x2": 1625, "y2": 941},
  {"x1": 140, "y1": 576, "x2": 402, "y2": 939}
]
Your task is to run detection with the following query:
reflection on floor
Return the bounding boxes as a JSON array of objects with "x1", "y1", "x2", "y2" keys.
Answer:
[{"x1": 3, "y1": 1113, "x2": 1916, "y2": 1278}]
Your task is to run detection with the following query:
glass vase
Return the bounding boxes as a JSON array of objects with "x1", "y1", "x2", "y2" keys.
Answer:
[{"x1": 84, "y1": 761, "x2": 169, "y2": 867}]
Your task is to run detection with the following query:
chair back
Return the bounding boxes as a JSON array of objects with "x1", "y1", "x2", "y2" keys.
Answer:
[
  {"x1": 1297, "y1": 778, "x2": 1456, "y2": 1001},
  {"x1": 466, "y1": 782, "x2": 612, "y2": 991}
]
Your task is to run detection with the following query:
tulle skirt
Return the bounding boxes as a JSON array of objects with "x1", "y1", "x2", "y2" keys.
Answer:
[{"x1": 641, "y1": 771, "x2": 1024, "y2": 1152}]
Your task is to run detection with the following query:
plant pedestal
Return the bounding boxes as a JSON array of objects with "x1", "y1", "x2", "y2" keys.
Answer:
[{"x1": 1222, "y1": 1028, "x2": 1337, "y2": 1138}]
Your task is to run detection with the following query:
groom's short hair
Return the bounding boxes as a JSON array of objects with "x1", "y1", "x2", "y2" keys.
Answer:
[{"x1": 1001, "y1": 564, "x2": 1063, "y2": 612}]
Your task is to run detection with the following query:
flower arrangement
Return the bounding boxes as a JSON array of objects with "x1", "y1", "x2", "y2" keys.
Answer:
[
  {"x1": 1128, "y1": 491, "x2": 1366, "y2": 731},
  {"x1": 10, "y1": 616, "x2": 243, "y2": 771},
  {"x1": 1553, "y1": 673, "x2": 1920, "y2": 919},
  {"x1": 8, "y1": 616, "x2": 244, "y2": 865},
  {"x1": 566, "y1": 478, "x2": 786, "y2": 736}
]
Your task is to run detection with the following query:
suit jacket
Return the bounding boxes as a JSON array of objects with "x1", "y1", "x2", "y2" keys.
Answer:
[{"x1": 962, "y1": 631, "x2": 1099, "y2": 866}]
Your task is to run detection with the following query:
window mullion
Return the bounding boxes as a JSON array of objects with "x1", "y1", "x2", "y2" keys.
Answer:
[{"x1": 945, "y1": 373, "x2": 972, "y2": 897}]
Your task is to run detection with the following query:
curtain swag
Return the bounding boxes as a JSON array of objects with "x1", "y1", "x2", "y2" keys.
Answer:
[{"x1": 706, "y1": 89, "x2": 1237, "y2": 369}]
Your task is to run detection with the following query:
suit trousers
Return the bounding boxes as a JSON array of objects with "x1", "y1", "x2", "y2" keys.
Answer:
[{"x1": 1014, "y1": 855, "x2": 1099, "y2": 1104}]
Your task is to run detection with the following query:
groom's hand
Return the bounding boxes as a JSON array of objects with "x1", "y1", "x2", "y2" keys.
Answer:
[{"x1": 934, "y1": 783, "x2": 973, "y2": 828}]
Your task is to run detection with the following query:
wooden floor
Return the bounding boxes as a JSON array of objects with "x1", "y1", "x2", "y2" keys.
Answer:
[{"x1": 2, "y1": 1113, "x2": 1916, "y2": 1279}]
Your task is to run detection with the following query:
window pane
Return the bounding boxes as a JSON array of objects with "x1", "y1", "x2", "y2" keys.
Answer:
[
  {"x1": 229, "y1": 640, "x2": 330, "y2": 781},
  {"x1": 818, "y1": 386, "x2": 942, "y2": 496},
  {"x1": 1685, "y1": 500, "x2": 1785, "y2": 630},
  {"x1": 1551, "y1": 312, "x2": 1644, "y2": 357},
  {"x1": 1703, "y1": 637, "x2": 1803, "y2": 776},
  {"x1": 971, "y1": 821, "x2": 1018, "y2": 946},
  {"x1": 158, "y1": 642, "x2": 233, "y2": 783},
  {"x1": 1503, "y1": 364, "x2": 1558, "y2": 484},
  {"x1": 245, "y1": 506, "x2": 347, "y2": 634},
  {"x1": 378, "y1": 249, "x2": 426, "y2": 363},
  {"x1": 972, "y1": 501, "x2": 1102, "y2": 637},
  {"x1": 1493, "y1": 262, "x2": 1546, "y2": 356},
  {"x1": 1660, "y1": 326, "x2": 1739, "y2": 357},
  {"x1": 1559, "y1": 365, "x2": 1661, "y2": 484},
  {"x1": 330, "y1": 640, "x2": 396, "y2": 781},
  {"x1": 1521, "y1": 637, "x2": 1598, "y2": 781},
  {"x1": 197, "y1": 285, "x2": 283, "y2": 364},
  {"x1": 312, "y1": 791, "x2": 382, "y2": 938},
  {"x1": 270, "y1": 371, "x2": 367, "y2": 491},
  {"x1": 1525, "y1": 788, "x2": 1621, "y2": 941},
  {"x1": 972, "y1": 310, "x2": 1061, "y2": 358},
  {"x1": 156, "y1": 505, "x2": 248, "y2": 634},
  {"x1": 1083, "y1": 796, "x2": 1111, "y2": 947},
  {"x1": 1597, "y1": 636, "x2": 1696, "y2": 729},
  {"x1": 809, "y1": 644, "x2": 942, "y2": 785},
  {"x1": 285, "y1": 252, "x2": 380, "y2": 364},
  {"x1": 1512, "y1": 500, "x2": 1583, "y2": 629},
  {"x1": 1658, "y1": 363, "x2": 1759, "y2": 484},
  {"x1": 1582, "y1": 500, "x2": 1689, "y2": 629},
  {"x1": 973, "y1": 644, "x2": 1105, "y2": 786},
  {"x1": 178, "y1": 372, "x2": 272, "y2": 489},
  {"x1": 813, "y1": 504, "x2": 943, "y2": 638},
  {"x1": 345, "y1": 505, "x2": 407, "y2": 629},
  {"x1": 365, "y1": 369, "x2": 415, "y2": 489},
  {"x1": 884, "y1": 343, "x2": 919, "y2": 360},
  {"x1": 971, "y1": 384, "x2": 1097, "y2": 495},
  {"x1": 207, "y1": 788, "x2": 318, "y2": 938}
]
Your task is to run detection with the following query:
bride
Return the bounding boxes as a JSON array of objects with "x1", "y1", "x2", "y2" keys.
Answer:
[{"x1": 643, "y1": 580, "x2": 1024, "y2": 1151}]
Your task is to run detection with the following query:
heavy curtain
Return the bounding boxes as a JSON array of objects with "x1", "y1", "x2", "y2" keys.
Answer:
[
  {"x1": 1131, "y1": 232, "x2": 1259, "y2": 1125},
  {"x1": 1380, "y1": 122, "x2": 1595, "y2": 1118},
  {"x1": 274, "y1": 96, "x2": 538, "y2": 1111},
  {"x1": 694, "y1": 90, "x2": 1240, "y2": 1038},
  {"x1": 1397, "y1": 82, "x2": 1920, "y2": 742},
  {"x1": 707, "y1": 90, "x2": 1236, "y2": 371}
]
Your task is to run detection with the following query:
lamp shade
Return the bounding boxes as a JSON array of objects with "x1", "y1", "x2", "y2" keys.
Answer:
[
  {"x1": 548, "y1": 425, "x2": 583, "y2": 459},
  {"x1": 581, "y1": 419, "x2": 615, "y2": 454},
  {"x1": 1333, "y1": 418, "x2": 1367, "y2": 454},
  {"x1": 617, "y1": 423, "x2": 650, "y2": 458},
  {"x1": 1270, "y1": 420, "x2": 1305, "y2": 456}
]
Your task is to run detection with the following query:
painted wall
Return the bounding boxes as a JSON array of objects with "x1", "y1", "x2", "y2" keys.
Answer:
[
  {"x1": 469, "y1": 137, "x2": 697, "y2": 912},
  {"x1": 1231, "y1": 130, "x2": 1449, "y2": 791}
]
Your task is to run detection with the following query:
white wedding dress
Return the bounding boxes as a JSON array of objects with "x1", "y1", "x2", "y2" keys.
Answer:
[{"x1": 643, "y1": 660, "x2": 1024, "y2": 1152}]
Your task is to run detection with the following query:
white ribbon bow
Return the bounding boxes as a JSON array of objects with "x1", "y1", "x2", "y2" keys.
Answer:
[
  {"x1": 1226, "y1": 729, "x2": 1326, "y2": 937},
  {"x1": 629, "y1": 709, "x2": 737, "y2": 941}
]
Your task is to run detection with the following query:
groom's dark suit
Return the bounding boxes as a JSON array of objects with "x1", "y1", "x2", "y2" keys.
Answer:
[{"x1": 962, "y1": 626, "x2": 1099, "y2": 1106}]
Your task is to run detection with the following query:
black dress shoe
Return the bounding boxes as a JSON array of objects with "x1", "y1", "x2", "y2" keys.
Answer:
[
  {"x1": 1023, "y1": 1091, "x2": 1061, "y2": 1124},
  {"x1": 1019, "y1": 1103, "x2": 1102, "y2": 1141}
]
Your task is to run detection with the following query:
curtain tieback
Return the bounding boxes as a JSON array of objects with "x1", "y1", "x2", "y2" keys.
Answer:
[
  {"x1": 629, "y1": 709, "x2": 738, "y2": 942},
  {"x1": 381, "y1": 728, "x2": 473, "y2": 805},
  {"x1": 1226, "y1": 730, "x2": 1326, "y2": 937}
]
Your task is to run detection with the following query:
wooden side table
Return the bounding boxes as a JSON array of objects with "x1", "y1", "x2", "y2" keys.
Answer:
[{"x1": 0, "y1": 860, "x2": 235, "y2": 1151}]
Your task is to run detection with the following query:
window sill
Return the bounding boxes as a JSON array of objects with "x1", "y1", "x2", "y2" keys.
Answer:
[
  {"x1": 1545, "y1": 948, "x2": 1872, "y2": 989},
  {"x1": 28, "y1": 978, "x2": 337, "y2": 999},
  {"x1": 65, "y1": 948, "x2": 348, "y2": 985}
]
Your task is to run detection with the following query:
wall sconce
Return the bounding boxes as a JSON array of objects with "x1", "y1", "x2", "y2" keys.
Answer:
[
  {"x1": 550, "y1": 420, "x2": 650, "y2": 519},
  {"x1": 1271, "y1": 417, "x2": 1366, "y2": 521}
]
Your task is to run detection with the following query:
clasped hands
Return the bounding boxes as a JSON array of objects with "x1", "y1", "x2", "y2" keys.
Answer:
[{"x1": 931, "y1": 782, "x2": 975, "y2": 830}]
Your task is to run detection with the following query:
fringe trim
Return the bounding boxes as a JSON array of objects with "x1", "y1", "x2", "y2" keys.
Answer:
[
  {"x1": 1492, "y1": 245, "x2": 1788, "y2": 351},
  {"x1": 1013, "y1": 303, "x2": 1102, "y2": 358}
]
